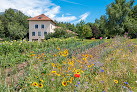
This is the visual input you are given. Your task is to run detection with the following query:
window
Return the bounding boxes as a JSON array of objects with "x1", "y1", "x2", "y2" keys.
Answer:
[
  {"x1": 32, "y1": 32, "x2": 35, "y2": 36},
  {"x1": 38, "y1": 32, "x2": 41, "y2": 36},
  {"x1": 41, "y1": 24, "x2": 44, "y2": 29},
  {"x1": 44, "y1": 32, "x2": 47, "y2": 36},
  {"x1": 35, "y1": 24, "x2": 38, "y2": 29}
]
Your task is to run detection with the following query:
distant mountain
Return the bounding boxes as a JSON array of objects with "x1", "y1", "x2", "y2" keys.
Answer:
[
  {"x1": 0, "y1": 12, "x2": 4, "y2": 15},
  {"x1": 0, "y1": 9, "x2": 19, "y2": 15}
]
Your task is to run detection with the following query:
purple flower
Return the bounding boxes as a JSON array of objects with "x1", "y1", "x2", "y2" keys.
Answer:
[
  {"x1": 124, "y1": 82, "x2": 129, "y2": 85},
  {"x1": 75, "y1": 85, "x2": 78, "y2": 87}
]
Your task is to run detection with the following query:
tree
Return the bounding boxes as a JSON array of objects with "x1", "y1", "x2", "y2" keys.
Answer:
[
  {"x1": 91, "y1": 24, "x2": 100, "y2": 38},
  {"x1": 76, "y1": 20, "x2": 93, "y2": 40},
  {"x1": 8, "y1": 22, "x2": 27, "y2": 39},
  {"x1": 0, "y1": 8, "x2": 30, "y2": 40},
  {"x1": 82, "y1": 25, "x2": 93, "y2": 38},
  {"x1": 99, "y1": 15, "x2": 109, "y2": 37},
  {"x1": 0, "y1": 20, "x2": 4, "y2": 37},
  {"x1": 106, "y1": 0, "x2": 135, "y2": 37}
]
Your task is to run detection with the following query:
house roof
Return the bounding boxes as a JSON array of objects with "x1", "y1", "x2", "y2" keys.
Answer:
[
  {"x1": 27, "y1": 14, "x2": 56, "y2": 24},
  {"x1": 55, "y1": 26, "x2": 78, "y2": 35}
]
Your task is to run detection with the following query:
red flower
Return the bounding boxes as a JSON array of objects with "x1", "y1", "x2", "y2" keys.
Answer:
[{"x1": 74, "y1": 74, "x2": 80, "y2": 78}]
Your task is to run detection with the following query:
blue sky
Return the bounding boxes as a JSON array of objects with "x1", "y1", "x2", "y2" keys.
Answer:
[
  {"x1": 52, "y1": 0, "x2": 114, "y2": 23},
  {"x1": 0, "y1": 0, "x2": 137, "y2": 24}
]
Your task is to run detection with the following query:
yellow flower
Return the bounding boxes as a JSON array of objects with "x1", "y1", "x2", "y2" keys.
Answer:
[
  {"x1": 88, "y1": 65, "x2": 92, "y2": 68},
  {"x1": 71, "y1": 77, "x2": 74, "y2": 80},
  {"x1": 51, "y1": 63, "x2": 55, "y2": 67},
  {"x1": 76, "y1": 71, "x2": 80, "y2": 74},
  {"x1": 62, "y1": 61, "x2": 66, "y2": 64},
  {"x1": 83, "y1": 58, "x2": 86, "y2": 61},
  {"x1": 90, "y1": 55, "x2": 93, "y2": 58},
  {"x1": 62, "y1": 81, "x2": 67, "y2": 86},
  {"x1": 36, "y1": 57, "x2": 39, "y2": 59},
  {"x1": 114, "y1": 80, "x2": 118, "y2": 83},
  {"x1": 52, "y1": 71, "x2": 56, "y2": 74},
  {"x1": 56, "y1": 73, "x2": 61, "y2": 76},
  {"x1": 67, "y1": 79, "x2": 72, "y2": 83},
  {"x1": 39, "y1": 83, "x2": 43, "y2": 88},
  {"x1": 40, "y1": 79, "x2": 44, "y2": 83},
  {"x1": 53, "y1": 54, "x2": 57, "y2": 57},
  {"x1": 62, "y1": 54, "x2": 67, "y2": 57},
  {"x1": 85, "y1": 54, "x2": 88, "y2": 58},
  {"x1": 57, "y1": 47, "x2": 60, "y2": 50},
  {"x1": 33, "y1": 82, "x2": 38, "y2": 86},
  {"x1": 35, "y1": 76, "x2": 38, "y2": 78},
  {"x1": 68, "y1": 67, "x2": 72, "y2": 70}
]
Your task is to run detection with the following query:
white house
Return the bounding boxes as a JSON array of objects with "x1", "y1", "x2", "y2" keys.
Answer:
[
  {"x1": 27, "y1": 14, "x2": 56, "y2": 42},
  {"x1": 27, "y1": 14, "x2": 78, "y2": 42}
]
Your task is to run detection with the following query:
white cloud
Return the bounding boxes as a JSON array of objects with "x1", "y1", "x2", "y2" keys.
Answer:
[
  {"x1": 60, "y1": 0, "x2": 82, "y2": 5},
  {"x1": 44, "y1": 6, "x2": 60, "y2": 19},
  {"x1": 0, "y1": 0, "x2": 56, "y2": 17},
  {"x1": 66, "y1": 13, "x2": 71, "y2": 15},
  {"x1": 73, "y1": 12, "x2": 90, "y2": 24},
  {"x1": 55, "y1": 15, "x2": 77, "y2": 22},
  {"x1": 0, "y1": 0, "x2": 87, "y2": 23},
  {"x1": 80, "y1": 12, "x2": 90, "y2": 20}
]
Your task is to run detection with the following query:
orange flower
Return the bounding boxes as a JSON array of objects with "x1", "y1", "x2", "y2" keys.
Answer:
[
  {"x1": 41, "y1": 73, "x2": 44, "y2": 75},
  {"x1": 31, "y1": 83, "x2": 33, "y2": 86}
]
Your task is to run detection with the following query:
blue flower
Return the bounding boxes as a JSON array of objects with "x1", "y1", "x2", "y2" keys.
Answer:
[
  {"x1": 77, "y1": 81, "x2": 80, "y2": 84},
  {"x1": 101, "y1": 69, "x2": 104, "y2": 72},
  {"x1": 124, "y1": 82, "x2": 128, "y2": 85},
  {"x1": 101, "y1": 81, "x2": 104, "y2": 83},
  {"x1": 123, "y1": 86, "x2": 126, "y2": 88},
  {"x1": 75, "y1": 85, "x2": 78, "y2": 87}
]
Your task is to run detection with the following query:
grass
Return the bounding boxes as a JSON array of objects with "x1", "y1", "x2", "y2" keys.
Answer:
[{"x1": 0, "y1": 37, "x2": 137, "y2": 92}]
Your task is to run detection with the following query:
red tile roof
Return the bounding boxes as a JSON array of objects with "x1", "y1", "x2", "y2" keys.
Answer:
[
  {"x1": 27, "y1": 14, "x2": 56, "y2": 24},
  {"x1": 55, "y1": 26, "x2": 78, "y2": 35}
]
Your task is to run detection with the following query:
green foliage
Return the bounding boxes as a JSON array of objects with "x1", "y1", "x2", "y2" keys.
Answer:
[
  {"x1": 8, "y1": 22, "x2": 28, "y2": 39},
  {"x1": 45, "y1": 28, "x2": 75, "y2": 39},
  {"x1": 76, "y1": 20, "x2": 93, "y2": 39},
  {"x1": 0, "y1": 20, "x2": 4, "y2": 37},
  {"x1": 0, "y1": 8, "x2": 30, "y2": 40},
  {"x1": 106, "y1": 0, "x2": 135, "y2": 36}
]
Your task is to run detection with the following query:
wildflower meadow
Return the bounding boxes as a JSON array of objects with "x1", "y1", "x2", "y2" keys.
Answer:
[{"x1": 0, "y1": 36, "x2": 137, "y2": 92}]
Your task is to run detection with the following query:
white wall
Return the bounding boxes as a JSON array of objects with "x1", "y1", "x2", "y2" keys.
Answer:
[{"x1": 29, "y1": 20, "x2": 55, "y2": 42}]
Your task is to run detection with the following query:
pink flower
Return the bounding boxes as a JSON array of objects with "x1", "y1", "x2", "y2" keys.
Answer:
[
  {"x1": 52, "y1": 78, "x2": 54, "y2": 81},
  {"x1": 100, "y1": 37, "x2": 103, "y2": 39}
]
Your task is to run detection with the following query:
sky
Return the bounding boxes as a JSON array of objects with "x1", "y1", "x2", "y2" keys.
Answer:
[{"x1": 0, "y1": 0, "x2": 137, "y2": 24}]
